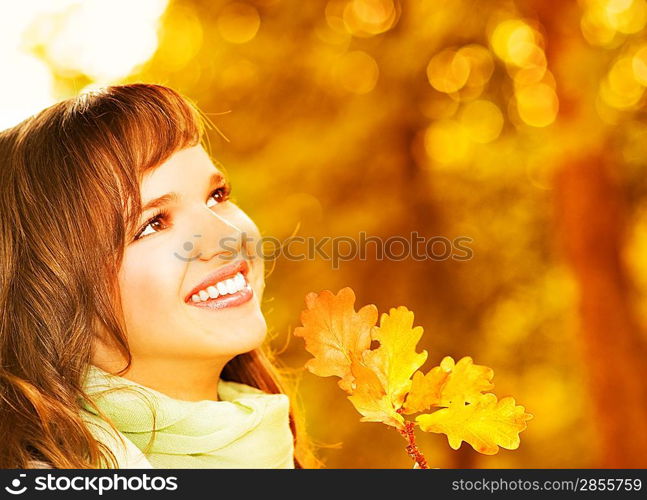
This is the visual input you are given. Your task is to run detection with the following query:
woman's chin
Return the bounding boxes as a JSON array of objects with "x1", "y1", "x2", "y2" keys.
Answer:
[{"x1": 181, "y1": 291, "x2": 267, "y2": 354}]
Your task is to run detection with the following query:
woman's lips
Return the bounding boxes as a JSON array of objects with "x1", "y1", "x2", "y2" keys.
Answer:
[
  {"x1": 184, "y1": 259, "x2": 250, "y2": 303},
  {"x1": 188, "y1": 282, "x2": 254, "y2": 310}
]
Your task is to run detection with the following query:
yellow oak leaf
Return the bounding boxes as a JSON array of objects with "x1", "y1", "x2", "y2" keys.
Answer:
[
  {"x1": 402, "y1": 356, "x2": 495, "y2": 414},
  {"x1": 347, "y1": 353, "x2": 405, "y2": 429},
  {"x1": 438, "y1": 356, "x2": 494, "y2": 405},
  {"x1": 363, "y1": 307, "x2": 428, "y2": 409},
  {"x1": 416, "y1": 393, "x2": 533, "y2": 454},
  {"x1": 401, "y1": 363, "x2": 451, "y2": 414},
  {"x1": 293, "y1": 287, "x2": 378, "y2": 393}
]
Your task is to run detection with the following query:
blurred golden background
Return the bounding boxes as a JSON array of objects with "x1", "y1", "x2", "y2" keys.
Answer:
[{"x1": 3, "y1": 0, "x2": 647, "y2": 468}]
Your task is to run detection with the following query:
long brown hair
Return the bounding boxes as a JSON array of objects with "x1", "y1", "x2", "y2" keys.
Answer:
[{"x1": 0, "y1": 83, "x2": 320, "y2": 468}]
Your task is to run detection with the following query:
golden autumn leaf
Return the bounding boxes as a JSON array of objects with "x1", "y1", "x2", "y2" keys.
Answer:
[
  {"x1": 363, "y1": 306, "x2": 428, "y2": 409},
  {"x1": 347, "y1": 353, "x2": 405, "y2": 429},
  {"x1": 439, "y1": 356, "x2": 495, "y2": 405},
  {"x1": 293, "y1": 287, "x2": 378, "y2": 393},
  {"x1": 401, "y1": 362, "x2": 451, "y2": 414},
  {"x1": 402, "y1": 356, "x2": 494, "y2": 414},
  {"x1": 416, "y1": 393, "x2": 533, "y2": 454}
]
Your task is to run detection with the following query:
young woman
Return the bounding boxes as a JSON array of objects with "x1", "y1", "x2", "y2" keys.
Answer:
[{"x1": 0, "y1": 83, "x2": 319, "y2": 468}]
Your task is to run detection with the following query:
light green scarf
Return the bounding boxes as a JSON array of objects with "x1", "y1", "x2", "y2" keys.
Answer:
[{"x1": 81, "y1": 364, "x2": 295, "y2": 469}]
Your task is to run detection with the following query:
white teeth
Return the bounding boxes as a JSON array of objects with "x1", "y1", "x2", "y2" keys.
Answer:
[
  {"x1": 232, "y1": 273, "x2": 246, "y2": 292},
  {"x1": 191, "y1": 272, "x2": 248, "y2": 303}
]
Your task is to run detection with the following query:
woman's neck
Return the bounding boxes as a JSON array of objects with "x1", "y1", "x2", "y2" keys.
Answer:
[{"x1": 92, "y1": 357, "x2": 229, "y2": 402}]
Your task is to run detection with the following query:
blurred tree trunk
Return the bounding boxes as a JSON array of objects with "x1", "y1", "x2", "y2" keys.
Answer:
[
  {"x1": 528, "y1": 0, "x2": 647, "y2": 467},
  {"x1": 554, "y1": 151, "x2": 647, "y2": 467}
]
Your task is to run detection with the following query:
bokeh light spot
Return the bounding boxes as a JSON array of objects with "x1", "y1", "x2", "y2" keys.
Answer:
[
  {"x1": 343, "y1": 0, "x2": 399, "y2": 37},
  {"x1": 632, "y1": 45, "x2": 647, "y2": 85},
  {"x1": 426, "y1": 49, "x2": 470, "y2": 94},
  {"x1": 335, "y1": 50, "x2": 379, "y2": 94},
  {"x1": 580, "y1": 7, "x2": 618, "y2": 46},
  {"x1": 424, "y1": 119, "x2": 471, "y2": 165},
  {"x1": 458, "y1": 44, "x2": 495, "y2": 88},
  {"x1": 600, "y1": 56, "x2": 645, "y2": 109},
  {"x1": 491, "y1": 19, "x2": 540, "y2": 66},
  {"x1": 604, "y1": 0, "x2": 647, "y2": 34},
  {"x1": 515, "y1": 83, "x2": 559, "y2": 127},
  {"x1": 217, "y1": 2, "x2": 261, "y2": 44},
  {"x1": 460, "y1": 99, "x2": 504, "y2": 143},
  {"x1": 510, "y1": 45, "x2": 548, "y2": 86}
]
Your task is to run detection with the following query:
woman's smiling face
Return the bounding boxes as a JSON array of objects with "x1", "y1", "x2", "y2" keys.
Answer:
[{"x1": 111, "y1": 145, "x2": 267, "y2": 368}]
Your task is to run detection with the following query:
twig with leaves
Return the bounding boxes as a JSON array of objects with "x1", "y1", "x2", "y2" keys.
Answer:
[{"x1": 294, "y1": 287, "x2": 532, "y2": 468}]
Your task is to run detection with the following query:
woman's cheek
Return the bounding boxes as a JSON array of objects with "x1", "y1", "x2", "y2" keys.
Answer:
[{"x1": 118, "y1": 244, "x2": 180, "y2": 324}]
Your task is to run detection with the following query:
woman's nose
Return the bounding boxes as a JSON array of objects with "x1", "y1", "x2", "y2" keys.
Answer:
[{"x1": 193, "y1": 209, "x2": 244, "y2": 263}]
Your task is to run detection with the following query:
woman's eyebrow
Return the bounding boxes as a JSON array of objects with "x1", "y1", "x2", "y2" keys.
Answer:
[{"x1": 140, "y1": 172, "x2": 226, "y2": 212}]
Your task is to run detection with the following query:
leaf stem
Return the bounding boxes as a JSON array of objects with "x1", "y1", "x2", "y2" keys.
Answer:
[{"x1": 398, "y1": 420, "x2": 428, "y2": 469}]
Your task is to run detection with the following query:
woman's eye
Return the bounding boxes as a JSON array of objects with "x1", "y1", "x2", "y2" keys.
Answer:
[
  {"x1": 206, "y1": 185, "x2": 231, "y2": 208},
  {"x1": 134, "y1": 212, "x2": 168, "y2": 240}
]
